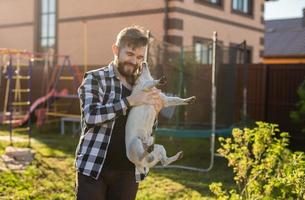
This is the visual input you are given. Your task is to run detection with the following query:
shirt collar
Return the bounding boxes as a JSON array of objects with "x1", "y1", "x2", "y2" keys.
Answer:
[{"x1": 107, "y1": 61, "x2": 120, "y2": 79}]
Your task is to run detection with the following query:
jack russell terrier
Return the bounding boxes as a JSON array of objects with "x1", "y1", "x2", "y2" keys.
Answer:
[{"x1": 125, "y1": 62, "x2": 196, "y2": 173}]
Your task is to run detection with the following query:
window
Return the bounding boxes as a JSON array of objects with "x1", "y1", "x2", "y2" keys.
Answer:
[
  {"x1": 193, "y1": 36, "x2": 223, "y2": 64},
  {"x1": 194, "y1": 0, "x2": 222, "y2": 8},
  {"x1": 232, "y1": 0, "x2": 252, "y2": 15},
  {"x1": 229, "y1": 43, "x2": 252, "y2": 64},
  {"x1": 245, "y1": 49, "x2": 252, "y2": 63},
  {"x1": 38, "y1": 0, "x2": 57, "y2": 52},
  {"x1": 206, "y1": 0, "x2": 221, "y2": 4},
  {"x1": 195, "y1": 42, "x2": 213, "y2": 64},
  {"x1": 235, "y1": 48, "x2": 252, "y2": 64}
]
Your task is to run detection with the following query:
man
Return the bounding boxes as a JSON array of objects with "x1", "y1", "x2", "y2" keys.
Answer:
[{"x1": 75, "y1": 25, "x2": 163, "y2": 200}]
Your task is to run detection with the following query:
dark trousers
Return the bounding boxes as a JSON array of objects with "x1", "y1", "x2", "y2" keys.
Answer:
[{"x1": 75, "y1": 170, "x2": 139, "y2": 200}]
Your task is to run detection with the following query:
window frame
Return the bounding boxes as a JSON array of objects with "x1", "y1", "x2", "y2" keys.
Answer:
[
  {"x1": 229, "y1": 42, "x2": 253, "y2": 64},
  {"x1": 231, "y1": 0, "x2": 254, "y2": 18},
  {"x1": 193, "y1": 36, "x2": 214, "y2": 65},
  {"x1": 194, "y1": 0, "x2": 224, "y2": 10},
  {"x1": 36, "y1": 0, "x2": 58, "y2": 53}
]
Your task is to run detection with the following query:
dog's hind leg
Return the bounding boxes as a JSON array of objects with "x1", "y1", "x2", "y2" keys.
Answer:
[
  {"x1": 144, "y1": 152, "x2": 161, "y2": 168},
  {"x1": 143, "y1": 145, "x2": 167, "y2": 168},
  {"x1": 128, "y1": 137, "x2": 150, "y2": 163},
  {"x1": 161, "y1": 150, "x2": 183, "y2": 166},
  {"x1": 151, "y1": 144, "x2": 184, "y2": 167}
]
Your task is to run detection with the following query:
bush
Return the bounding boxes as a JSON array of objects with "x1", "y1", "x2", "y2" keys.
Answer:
[{"x1": 209, "y1": 122, "x2": 305, "y2": 199}]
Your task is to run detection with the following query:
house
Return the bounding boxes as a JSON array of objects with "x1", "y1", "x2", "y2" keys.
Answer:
[
  {"x1": 0, "y1": 0, "x2": 267, "y2": 66},
  {"x1": 263, "y1": 8, "x2": 305, "y2": 64}
]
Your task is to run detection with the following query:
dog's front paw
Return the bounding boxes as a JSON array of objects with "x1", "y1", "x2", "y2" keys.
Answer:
[
  {"x1": 158, "y1": 76, "x2": 167, "y2": 85},
  {"x1": 177, "y1": 151, "x2": 183, "y2": 160},
  {"x1": 185, "y1": 96, "x2": 196, "y2": 105}
]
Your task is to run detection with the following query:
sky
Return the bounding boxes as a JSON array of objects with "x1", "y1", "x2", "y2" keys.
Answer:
[{"x1": 264, "y1": 0, "x2": 305, "y2": 20}]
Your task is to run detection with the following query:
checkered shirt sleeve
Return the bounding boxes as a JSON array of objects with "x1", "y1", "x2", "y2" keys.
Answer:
[{"x1": 78, "y1": 73, "x2": 130, "y2": 126}]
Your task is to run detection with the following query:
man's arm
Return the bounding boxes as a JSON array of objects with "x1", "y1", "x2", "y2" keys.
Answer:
[{"x1": 78, "y1": 73, "x2": 129, "y2": 126}]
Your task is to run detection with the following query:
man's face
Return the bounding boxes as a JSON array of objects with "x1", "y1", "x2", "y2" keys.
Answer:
[{"x1": 116, "y1": 45, "x2": 145, "y2": 78}]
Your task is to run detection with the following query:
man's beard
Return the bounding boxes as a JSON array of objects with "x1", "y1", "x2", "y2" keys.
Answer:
[{"x1": 117, "y1": 61, "x2": 140, "y2": 85}]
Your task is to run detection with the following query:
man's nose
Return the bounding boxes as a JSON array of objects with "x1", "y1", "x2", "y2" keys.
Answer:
[{"x1": 130, "y1": 56, "x2": 136, "y2": 65}]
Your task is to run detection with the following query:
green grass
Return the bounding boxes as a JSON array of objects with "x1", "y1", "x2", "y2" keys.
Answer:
[{"x1": 0, "y1": 123, "x2": 234, "y2": 199}]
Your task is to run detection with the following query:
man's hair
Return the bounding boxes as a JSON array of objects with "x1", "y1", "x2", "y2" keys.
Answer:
[{"x1": 115, "y1": 25, "x2": 149, "y2": 49}]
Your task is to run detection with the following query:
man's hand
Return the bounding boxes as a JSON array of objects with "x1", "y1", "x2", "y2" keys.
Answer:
[
  {"x1": 152, "y1": 89, "x2": 164, "y2": 113},
  {"x1": 126, "y1": 88, "x2": 164, "y2": 113}
]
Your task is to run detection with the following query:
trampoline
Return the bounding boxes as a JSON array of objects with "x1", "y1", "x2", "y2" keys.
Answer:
[
  {"x1": 149, "y1": 31, "x2": 248, "y2": 172},
  {"x1": 156, "y1": 127, "x2": 232, "y2": 138}
]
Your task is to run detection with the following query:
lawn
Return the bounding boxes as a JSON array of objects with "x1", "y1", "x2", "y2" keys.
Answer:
[{"x1": 0, "y1": 123, "x2": 234, "y2": 200}]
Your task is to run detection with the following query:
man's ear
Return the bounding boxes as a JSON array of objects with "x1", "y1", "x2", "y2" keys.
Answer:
[{"x1": 112, "y1": 44, "x2": 119, "y2": 57}]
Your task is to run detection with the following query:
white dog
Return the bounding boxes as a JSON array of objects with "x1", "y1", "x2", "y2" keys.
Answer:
[{"x1": 125, "y1": 62, "x2": 196, "y2": 173}]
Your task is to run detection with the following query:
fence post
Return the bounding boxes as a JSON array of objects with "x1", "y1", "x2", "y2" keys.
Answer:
[
  {"x1": 175, "y1": 46, "x2": 184, "y2": 128},
  {"x1": 263, "y1": 64, "x2": 269, "y2": 121},
  {"x1": 242, "y1": 40, "x2": 248, "y2": 118}
]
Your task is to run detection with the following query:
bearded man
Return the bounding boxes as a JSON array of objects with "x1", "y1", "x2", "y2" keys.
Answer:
[{"x1": 75, "y1": 25, "x2": 163, "y2": 200}]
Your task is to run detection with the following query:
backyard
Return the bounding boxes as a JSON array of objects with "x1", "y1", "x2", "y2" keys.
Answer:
[{"x1": 0, "y1": 124, "x2": 234, "y2": 200}]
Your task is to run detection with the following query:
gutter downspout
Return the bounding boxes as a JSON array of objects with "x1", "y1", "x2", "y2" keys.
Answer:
[{"x1": 164, "y1": 0, "x2": 169, "y2": 43}]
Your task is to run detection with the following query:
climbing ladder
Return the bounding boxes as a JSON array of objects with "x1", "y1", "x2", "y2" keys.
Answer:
[
  {"x1": 45, "y1": 56, "x2": 81, "y2": 124},
  {"x1": 1, "y1": 52, "x2": 33, "y2": 146}
]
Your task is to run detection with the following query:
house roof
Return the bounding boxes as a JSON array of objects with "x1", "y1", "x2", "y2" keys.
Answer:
[{"x1": 264, "y1": 17, "x2": 305, "y2": 57}]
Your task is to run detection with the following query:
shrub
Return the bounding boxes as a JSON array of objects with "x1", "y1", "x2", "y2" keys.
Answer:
[{"x1": 209, "y1": 122, "x2": 305, "y2": 199}]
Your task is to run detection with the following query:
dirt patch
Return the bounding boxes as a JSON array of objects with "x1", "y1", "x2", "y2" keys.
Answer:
[{"x1": 0, "y1": 146, "x2": 35, "y2": 171}]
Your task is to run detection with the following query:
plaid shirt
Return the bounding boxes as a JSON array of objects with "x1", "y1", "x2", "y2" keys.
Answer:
[{"x1": 75, "y1": 62, "x2": 149, "y2": 182}]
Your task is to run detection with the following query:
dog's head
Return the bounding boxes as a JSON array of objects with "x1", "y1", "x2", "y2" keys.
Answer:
[{"x1": 135, "y1": 62, "x2": 153, "y2": 85}]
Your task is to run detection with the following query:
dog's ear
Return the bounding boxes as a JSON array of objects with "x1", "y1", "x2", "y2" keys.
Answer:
[
  {"x1": 132, "y1": 65, "x2": 143, "y2": 85},
  {"x1": 134, "y1": 62, "x2": 146, "y2": 77},
  {"x1": 141, "y1": 61, "x2": 148, "y2": 69}
]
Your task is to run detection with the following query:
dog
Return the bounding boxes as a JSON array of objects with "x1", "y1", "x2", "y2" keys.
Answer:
[{"x1": 125, "y1": 62, "x2": 196, "y2": 173}]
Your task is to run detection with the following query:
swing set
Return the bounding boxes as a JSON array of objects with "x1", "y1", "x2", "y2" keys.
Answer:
[{"x1": 0, "y1": 49, "x2": 81, "y2": 146}]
